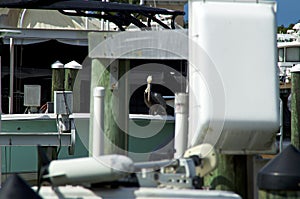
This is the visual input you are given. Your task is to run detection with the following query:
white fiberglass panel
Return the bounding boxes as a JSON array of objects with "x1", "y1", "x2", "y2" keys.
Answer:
[{"x1": 188, "y1": 1, "x2": 279, "y2": 154}]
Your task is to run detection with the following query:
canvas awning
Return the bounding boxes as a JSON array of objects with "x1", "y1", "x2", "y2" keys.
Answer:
[
  {"x1": 0, "y1": 8, "x2": 102, "y2": 31},
  {"x1": 18, "y1": 9, "x2": 97, "y2": 30},
  {"x1": 0, "y1": 8, "x2": 107, "y2": 45}
]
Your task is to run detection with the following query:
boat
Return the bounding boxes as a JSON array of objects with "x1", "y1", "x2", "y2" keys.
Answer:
[
  {"x1": 276, "y1": 24, "x2": 300, "y2": 143},
  {"x1": 277, "y1": 22, "x2": 300, "y2": 88},
  {"x1": 0, "y1": 0, "x2": 284, "y2": 198}
]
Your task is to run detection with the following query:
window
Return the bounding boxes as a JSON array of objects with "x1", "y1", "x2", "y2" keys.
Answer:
[
  {"x1": 286, "y1": 47, "x2": 300, "y2": 62},
  {"x1": 278, "y1": 48, "x2": 284, "y2": 62}
]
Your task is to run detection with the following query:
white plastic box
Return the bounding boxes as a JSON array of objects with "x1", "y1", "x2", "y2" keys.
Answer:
[
  {"x1": 24, "y1": 85, "x2": 41, "y2": 107},
  {"x1": 188, "y1": 0, "x2": 279, "y2": 154},
  {"x1": 54, "y1": 91, "x2": 73, "y2": 115}
]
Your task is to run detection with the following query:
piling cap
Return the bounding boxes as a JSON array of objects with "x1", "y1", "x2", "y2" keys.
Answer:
[
  {"x1": 291, "y1": 64, "x2": 300, "y2": 73},
  {"x1": 257, "y1": 145, "x2": 300, "y2": 190},
  {"x1": 51, "y1": 60, "x2": 64, "y2": 69},
  {"x1": 64, "y1": 60, "x2": 82, "y2": 70}
]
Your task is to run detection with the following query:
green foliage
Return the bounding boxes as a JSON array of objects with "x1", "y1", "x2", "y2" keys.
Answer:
[
  {"x1": 288, "y1": 23, "x2": 295, "y2": 30},
  {"x1": 278, "y1": 25, "x2": 288, "y2": 33},
  {"x1": 278, "y1": 23, "x2": 296, "y2": 33}
]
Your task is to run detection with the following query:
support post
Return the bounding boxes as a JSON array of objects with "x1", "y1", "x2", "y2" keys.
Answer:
[
  {"x1": 114, "y1": 59, "x2": 129, "y2": 155},
  {"x1": 291, "y1": 64, "x2": 300, "y2": 150},
  {"x1": 258, "y1": 65, "x2": 300, "y2": 199},
  {"x1": 174, "y1": 93, "x2": 188, "y2": 158},
  {"x1": 204, "y1": 154, "x2": 247, "y2": 198},
  {"x1": 9, "y1": 38, "x2": 14, "y2": 114},
  {"x1": 89, "y1": 59, "x2": 111, "y2": 155},
  {"x1": 64, "y1": 60, "x2": 82, "y2": 91},
  {"x1": 0, "y1": 56, "x2": 1, "y2": 187},
  {"x1": 89, "y1": 59, "x2": 129, "y2": 155},
  {"x1": 38, "y1": 61, "x2": 65, "y2": 174},
  {"x1": 93, "y1": 87, "x2": 105, "y2": 156},
  {"x1": 51, "y1": 61, "x2": 64, "y2": 102},
  {"x1": 259, "y1": 190, "x2": 300, "y2": 199},
  {"x1": 88, "y1": 33, "x2": 130, "y2": 156}
]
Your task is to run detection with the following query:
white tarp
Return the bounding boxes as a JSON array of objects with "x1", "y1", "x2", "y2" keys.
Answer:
[
  {"x1": 0, "y1": 8, "x2": 101, "y2": 30},
  {"x1": 18, "y1": 9, "x2": 102, "y2": 30},
  {"x1": 0, "y1": 9, "x2": 106, "y2": 45}
]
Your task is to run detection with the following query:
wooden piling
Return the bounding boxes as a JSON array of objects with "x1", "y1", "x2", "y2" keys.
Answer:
[
  {"x1": 258, "y1": 66, "x2": 300, "y2": 199},
  {"x1": 204, "y1": 154, "x2": 247, "y2": 198},
  {"x1": 64, "y1": 61, "x2": 82, "y2": 91},
  {"x1": 88, "y1": 32, "x2": 130, "y2": 154},
  {"x1": 48, "y1": 61, "x2": 66, "y2": 161},
  {"x1": 51, "y1": 61, "x2": 64, "y2": 102},
  {"x1": 259, "y1": 190, "x2": 300, "y2": 198},
  {"x1": 64, "y1": 69, "x2": 78, "y2": 91},
  {"x1": 38, "y1": 61, "x2": 66, "y2": 179},
  {"x1": 291, "y1": 67, "x2": 300, "y2": 150},
  {"x1": 89, "y1": 59, "x2": 129, "y2": 155},
  {"x1": 49, "y1": 61, "x2": 66, "y2": 160},
  {"x1": 114, "y1": 59, "x2": 129, "y2": 154}
]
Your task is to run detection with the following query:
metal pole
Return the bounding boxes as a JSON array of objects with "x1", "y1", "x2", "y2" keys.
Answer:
[
  {"x1": 174, "y1": 93, "x2": 188, "y2": 158},
  {"x1": 0, "y1": 56, "x2": 2, "y2": 114},
  {"x1": 93, "y1": 87, "x2": 105, "y2": 156},
  {"x1": 291, "y1": 64, "x2": 300, "y2": 150},
  {"x1": 0, "y1": 55, "x2": 2, "y2": 187},
  {"x1": 279, "y1": 99, "x2": 283, "y2": 152},
  {"x1": 106, "y1": 0, "x2": 110, "y2": 30},
  {"x1": 101, "y1": 0, "x2": 105, "y2": 30},
  {"x1": 9, "y1": 38, "x2": 14, "y2": 114}
]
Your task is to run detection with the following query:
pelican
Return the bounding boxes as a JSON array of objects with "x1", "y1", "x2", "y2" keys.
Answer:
[{"x1": 144, "y1": 75, "x2": 167, "y2": 115}]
